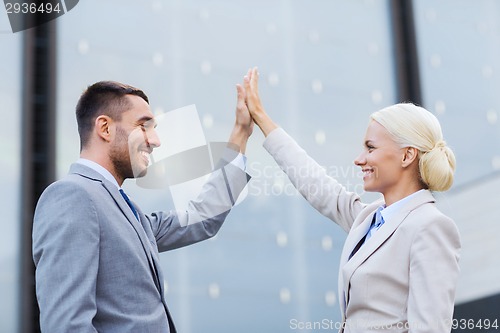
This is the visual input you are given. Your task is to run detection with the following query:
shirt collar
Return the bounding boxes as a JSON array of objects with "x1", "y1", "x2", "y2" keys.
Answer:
[
  {"x1": 380, "y1": 189, "x2": 426, "y2": 222},
  {"x1": 76, "y1": 158, "x2": 120, "y2": 189}
]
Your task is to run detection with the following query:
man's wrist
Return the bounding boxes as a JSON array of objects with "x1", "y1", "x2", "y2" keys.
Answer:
[{"x1": 228, "y1": 125, "x2": 250, "y2": 154}]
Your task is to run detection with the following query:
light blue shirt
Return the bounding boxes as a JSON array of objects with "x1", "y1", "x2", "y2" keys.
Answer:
[
  {"x1": 365, "y1": 189, "x2": 427, "y2": 242},
  {"x1": 76, "y1": 158, "x2": 120, "y2": 189},
  {"x1": 381, "y1": 189, "x2": 426, "y2": 223}
]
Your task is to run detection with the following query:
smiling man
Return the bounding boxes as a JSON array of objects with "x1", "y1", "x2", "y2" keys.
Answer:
[{"x1": 32, "y1": 81, "x2": 252, "y2": 333}]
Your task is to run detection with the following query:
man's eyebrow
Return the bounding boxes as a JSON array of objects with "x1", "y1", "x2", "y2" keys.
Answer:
[{"x1": 137, "y1": 116, "x2": 157, "y2": 126}]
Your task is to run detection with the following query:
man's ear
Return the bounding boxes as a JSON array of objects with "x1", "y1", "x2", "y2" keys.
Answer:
[
  {"x1": 402, "y1": 147, "x2": 419, "y2": 168},
  {"x1": 95, "y1": 115, "x2": 115, "y2": 143}
]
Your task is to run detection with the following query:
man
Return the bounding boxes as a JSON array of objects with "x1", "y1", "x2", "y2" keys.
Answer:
[{"x1": 33, "y1": 81, "x2": 252, "y2": 332}]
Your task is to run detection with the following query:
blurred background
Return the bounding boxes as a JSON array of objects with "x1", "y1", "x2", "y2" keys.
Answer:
[{"x1": 1, "y1": 0, "x2": 499, "y2": 332}]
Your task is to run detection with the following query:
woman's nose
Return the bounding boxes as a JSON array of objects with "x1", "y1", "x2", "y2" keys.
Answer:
[{"x1": 354, "y1": 152, "x2": 366, "y2": 166}]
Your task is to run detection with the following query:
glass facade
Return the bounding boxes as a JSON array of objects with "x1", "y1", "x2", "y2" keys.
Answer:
[
  {"x1": 0, "y1": 9, "x2": 21, "y2": 333},
  {"x1": 56, "y1": 1, "x2": 394, "y2": 332},
  {"x1": 414, "y1": 0, "x2": 500, "y2": 185},
  {"x1": 1, "y1": 0, "x2": 499, "y2": 332},
  {"x1": 414, "y1": 0, "x2": 500, "y2": 306}
]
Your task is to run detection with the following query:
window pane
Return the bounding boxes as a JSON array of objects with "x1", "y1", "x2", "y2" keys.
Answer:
[
  {"x1": 414, "y1": 0, "x2": 500, "y2": 304},
  {"x1": 0, "y1": 10, "x2": 21, "y2": 333}
]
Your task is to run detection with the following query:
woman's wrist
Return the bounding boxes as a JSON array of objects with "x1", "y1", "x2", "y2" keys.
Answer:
[{"x1": 254, "y1": 111, "x2": 277, "y2": 137}]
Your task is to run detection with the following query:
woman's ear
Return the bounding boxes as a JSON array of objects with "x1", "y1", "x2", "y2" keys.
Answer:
[
  {"x1": 402, "y1": 147, "x2": 418, "y2": 168},
  {"x1": 95, "y1": 115, "x2": 115, "y2": 142}
]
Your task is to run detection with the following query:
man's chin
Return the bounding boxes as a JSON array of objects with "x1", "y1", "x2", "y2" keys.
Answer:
[{"x1": 132, "y1": 165, "x2": 149, "y2": 178}]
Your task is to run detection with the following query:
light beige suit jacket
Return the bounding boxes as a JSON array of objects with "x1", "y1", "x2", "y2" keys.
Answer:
[{"x1": 263, "y1": 128, "x2": 461, "y2": 333}]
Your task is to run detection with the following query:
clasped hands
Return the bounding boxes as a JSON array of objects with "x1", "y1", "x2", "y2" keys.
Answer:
[
  {"x1": 229, "y1": 67, "x2": 278, "y2": 154},
  {"x1": 236, "y1": 67, "x2": 278, "y2": 138}
]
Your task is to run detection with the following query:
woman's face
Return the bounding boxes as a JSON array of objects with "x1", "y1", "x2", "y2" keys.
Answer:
[{"x1": 354, "y1": 120, "x2": 406, "y2": 195}]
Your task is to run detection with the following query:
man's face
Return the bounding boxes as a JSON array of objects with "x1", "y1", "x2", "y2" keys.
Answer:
[{"x1": 109, "y1": 95, "x2": 160, "y2": 181}]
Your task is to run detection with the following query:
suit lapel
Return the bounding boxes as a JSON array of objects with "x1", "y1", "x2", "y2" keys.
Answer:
[
  {"x1": 338, "y1": 205, "x2": 378, "y2": 313},
  {"x1": 100, "y1": 181, "x2": 164, "y2": 293},
  {"x1": 339, "y1": 199, "x2": 383, "y2": 266},
  {"x1": 135, "y1": 205, "x2": 166, "y2": 295},
  {"x1": 339, "y1": 190, "x2": 435, "y2": 314},
  {"x1": 102, "y1": 182, "x2": 147, "y2": 237},
  {"x1": 134, "y1": 206, "x2": 173, "y2": 331}
]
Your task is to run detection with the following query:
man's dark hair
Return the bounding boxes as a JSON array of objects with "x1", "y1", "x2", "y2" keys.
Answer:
[{"x1": 76, "y1": 81, "x2": 149, "y2": 150}]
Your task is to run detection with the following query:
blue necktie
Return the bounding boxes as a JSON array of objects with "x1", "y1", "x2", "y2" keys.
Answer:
[
  {"x1": 349, "y1": 206, "x2": 385, "y2": 260},
  {"x1": 119, "y1": 189, "x2": 139, "y2": 221},
  {"x1": 365, "y1": 206, "x2": 385, "y2": 242}
]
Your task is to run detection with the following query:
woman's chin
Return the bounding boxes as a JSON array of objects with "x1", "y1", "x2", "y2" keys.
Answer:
[{"x1": 362, "y1": 183, "x2": 377, "y2": 193}]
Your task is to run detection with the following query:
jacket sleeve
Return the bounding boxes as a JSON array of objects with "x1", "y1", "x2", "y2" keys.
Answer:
[
  {"x1": 263, "y1": 127, "x2": 365, "y2": 232},
  {"x1": 407, "y1": 214, "x2": 461, "y2": 332},
  {"x1": 148, "y1": 152, "x2": 250, "y2": 252},
  {"x1": 33, "y1": 181, "x2": 99, "y2": 333}
]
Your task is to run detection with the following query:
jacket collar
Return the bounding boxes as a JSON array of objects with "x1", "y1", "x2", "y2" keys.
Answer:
[
  {"x1": 75, "y1": 158, "x2": 119, "y2": 188},
  {"x1": 338, "y1": 189, "x2": 436, "y2": 314},
  {"x1": 69, "y1": 163, "x2": 143, "y2": 229}
]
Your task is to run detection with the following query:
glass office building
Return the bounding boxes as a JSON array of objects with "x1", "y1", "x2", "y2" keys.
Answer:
[{"x1": 1, "y1": 1, "x2": 499, "y2": 332}]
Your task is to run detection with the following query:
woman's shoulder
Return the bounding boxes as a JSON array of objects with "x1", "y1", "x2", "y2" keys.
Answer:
[
  {"x1": 405, "y1": 201, "x2": 460, "y2": 243},
  {"x1": 411, "y1": 201, "x2": 454, "y2": 224}
]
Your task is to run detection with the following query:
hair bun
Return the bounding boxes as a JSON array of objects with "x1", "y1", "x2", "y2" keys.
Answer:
[
  {"x1": 420, "y1": 141, "x2": 456, "y2": 192},
  {"x1": 432, "y1": 140, "x2": 447, "y2": 150}
]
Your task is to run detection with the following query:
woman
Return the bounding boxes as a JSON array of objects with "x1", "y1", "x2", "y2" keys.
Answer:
[{"x1": 240, "y1": 68, "x2": 460, "y2": 332}]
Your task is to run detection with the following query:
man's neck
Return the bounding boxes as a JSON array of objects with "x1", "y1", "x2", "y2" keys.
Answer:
[{"x1": 79, "y1": 151, "x2": 124, "y2": 186}]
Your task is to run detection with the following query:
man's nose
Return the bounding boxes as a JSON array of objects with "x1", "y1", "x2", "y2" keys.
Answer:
[{"x1": 147, "y1": 129, "x2": 161, "y2": 149}]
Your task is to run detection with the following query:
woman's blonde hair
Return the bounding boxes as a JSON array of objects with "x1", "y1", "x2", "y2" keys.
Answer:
[{"x1": 370, "y1": 103, "x2": 456, "y2": 192}]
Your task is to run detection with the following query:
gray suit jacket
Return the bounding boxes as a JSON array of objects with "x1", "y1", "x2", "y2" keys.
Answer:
[
  {"x1": 33, "y1": 160, "x2": 248, "y2": 333},
  {"x1": 264, "y1": 128, "x2": 461, "y2": 333}
]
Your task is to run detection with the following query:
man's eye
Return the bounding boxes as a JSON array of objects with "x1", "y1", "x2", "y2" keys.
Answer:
[{"x1": 140, "y1": 122, "x2": 157, "y2": 130}]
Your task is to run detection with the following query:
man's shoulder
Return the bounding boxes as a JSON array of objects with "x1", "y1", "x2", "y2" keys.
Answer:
[
  {"x1": 37, "y1": 170, "x2": 104, "y2": 208},
  {"x1": 47, "y1": 171, "x2": 100, "y2": 191}
]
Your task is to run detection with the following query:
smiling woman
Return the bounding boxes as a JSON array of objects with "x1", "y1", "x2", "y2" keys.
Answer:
[
  {"x1": 354, "y1": 119, "x2": 421, "y2": 206},
  {"x1": 370, "y1": 103, "x2": 456, "y2": 193},
  {"x1": 355, "y1": 103, "x2": 456, "y2": 206},
  {"x1": 243, "y1": 67, "x2": 461, "y2": 333}
]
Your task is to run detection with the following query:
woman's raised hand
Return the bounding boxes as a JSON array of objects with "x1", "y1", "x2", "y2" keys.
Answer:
[{"x1": 243, "y1": 67, "x2": 278, "y2": 137}]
